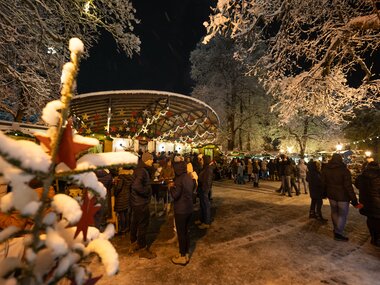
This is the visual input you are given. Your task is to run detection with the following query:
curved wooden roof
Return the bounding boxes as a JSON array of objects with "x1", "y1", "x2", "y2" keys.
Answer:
[{"x1": 70, "y1": 90, "x2": 219, "y2": 144}]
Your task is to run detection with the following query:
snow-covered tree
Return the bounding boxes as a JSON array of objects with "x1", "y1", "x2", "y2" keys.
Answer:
[
  {"x1": 0, "y1": 0, "x2": 140, "y2": 122},
  {"x1": 204, "y1": 0, "x2": 380, "y2": 124},
  {"x1": 190, "y1": 36, "x2": 268, "y2": 151},
  {"x1": 343, "y1": 108, "x2": 380, "y2": 159},
  {"x1": 0, "y1": 38, "x2": 138, "y2": 284},
  {"x1": 276, "y1": 115, "x2": 340, "y2": 157}
]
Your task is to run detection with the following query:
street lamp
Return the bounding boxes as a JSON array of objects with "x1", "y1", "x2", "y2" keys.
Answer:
[
  {"x1": 287, "y1": 146, "x2": 293, "y2": 154},
  {"x1": 336, "y1": 143, "x2": 343, "y2": 152}
]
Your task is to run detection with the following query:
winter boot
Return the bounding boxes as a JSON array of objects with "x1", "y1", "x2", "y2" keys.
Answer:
[
  {"x1": 334, "y1": 233, "x2": 349, "y2": 242},
  {"x1": 139, "y1": 248, "x2": 157, "y2": 259},
  {"x1": 171, "y1": 254, "x2": 189, "y2": 266},
  {"x1": 309, "y1": 210, "x2": 317, "y2": 219},
  {"x1": 128, "y1": 242, "x2": 144, "y2": 255},
  {"x1": 198, "y1": 223, "x2": 210, "y2": 229}
]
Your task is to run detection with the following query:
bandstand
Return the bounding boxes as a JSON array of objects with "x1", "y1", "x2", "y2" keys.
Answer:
[{"x1": 70, "y1": 90, "x2": 220, "y2": 154}]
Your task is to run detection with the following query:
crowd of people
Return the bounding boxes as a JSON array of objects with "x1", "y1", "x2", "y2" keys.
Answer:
[
  {"x1": 111, "y1": 150, "x2": 215, "y2": 265},
  {"x1": 0, "y1": 149, "x2": 216, "y2": 267},
  {"x1": 226, "y1": 153, "x2": 380, "y2": 245},
  {"x1": 2, "y1": 148, "x2": 379, "y2": 267}
]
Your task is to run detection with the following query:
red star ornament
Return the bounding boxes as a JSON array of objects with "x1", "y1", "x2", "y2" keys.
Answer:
[
  {"x1": 35, "y1": 120, "x2": 94, "y2": 169},
  {"x1": 74, "y1": 191, "x2": 101, "y2": 241}
]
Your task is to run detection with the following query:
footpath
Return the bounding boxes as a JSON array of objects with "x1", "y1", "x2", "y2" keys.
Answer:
[{"x1": 90, "y1": 179, "x2": 380, "y2": 285}]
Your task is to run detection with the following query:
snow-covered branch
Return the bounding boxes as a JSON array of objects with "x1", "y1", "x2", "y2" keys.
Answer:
[{"x1": 205, "y1": 0, "x2": 380, "y2": 124}]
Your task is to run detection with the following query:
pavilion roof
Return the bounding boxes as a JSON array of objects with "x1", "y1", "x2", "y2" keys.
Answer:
[{"x1": 70, "y1": 90, "x2": 220, "y2": 144}]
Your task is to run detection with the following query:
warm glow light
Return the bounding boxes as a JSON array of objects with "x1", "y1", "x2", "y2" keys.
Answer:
[
  {"x1": 47, "y1": 47, "x2": 57, "y2": 54},
  {"x1": 287, "y1": 146, "x2": 293, "y2": 153},
  {"x1": 336, "y1": 143, "x2": 343, "y2": 151},
  {"x1": 84, "y1": 1, "x2": 90, "y2": 13},
  {"x1": 365, "y1": 151, "x2": 372, "y2": 157}
]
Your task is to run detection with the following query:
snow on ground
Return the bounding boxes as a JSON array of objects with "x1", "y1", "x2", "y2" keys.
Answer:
[{"x1": 88, "y1": 180, "x2": 380, "y2": 285}]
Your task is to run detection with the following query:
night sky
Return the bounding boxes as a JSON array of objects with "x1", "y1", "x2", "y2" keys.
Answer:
[{"x1": 77, "y1": 0, "x2": 215, "y2": 95}]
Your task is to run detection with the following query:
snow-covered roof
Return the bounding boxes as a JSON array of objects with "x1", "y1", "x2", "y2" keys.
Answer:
[{"x1": 71, "y1": 90, "x2": 220, "y2": 143}]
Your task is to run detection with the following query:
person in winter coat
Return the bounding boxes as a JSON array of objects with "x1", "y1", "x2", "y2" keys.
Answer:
[
  {"x1": 247, "y1": 159, "x2": 253, "y2": 182},
  {"x1": 277, "y1": 155, "x2": 288, "y2": 194},
  {"x1": 355, "y1": 161, "x2": 380, "y2": 247},
  {"x1": 297, "y1": 159, "x2": 309, "y2": 194},
  {"x1": 252, "y1": 159, "x2": 260, "y2": 188},
  {"x1": 322, "y1": 153, "x2": 360, "y2": 241},
  {"x1": 186, "y1": 156, "x2": 198, "y2": 204},
  {"x1": 237, "y1": 162, "x2": 245, "y2": 184},
  {"x1": 307, "y1": 160, "x2": 327, "y2": 222},
  {"x1": 230, "y1": 158, "x2": 238, "y2": 182},
  {"x1": 267, "y1": 159, "x2": 276, "y2": 181},
  {"x1": 114, "y1": 168, "x2": 133, "y2": 234},
  {"x1": 197, "y1": 155, "x2": 214, "y2": 229},
  {"x1": 129, "y1": 152, "x2": 156, "y2": 259},
  {"x1": 159, "y1": 159, "x2": 175, "y2": 182},
  {"x1": 261, "y1": 159, "x2": 268, "y2": 180},
  {"x1": 170, "y1": 161, "x2": 194, "y2": 265},
  {"x1": 285, "y1": 159, "x2": 300, "y2": 196},
  {"x1": 94, "y1": 169, "x2": 113, "y2": 231}
]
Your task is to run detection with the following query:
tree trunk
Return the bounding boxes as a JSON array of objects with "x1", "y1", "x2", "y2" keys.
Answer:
[
  {"x1": 299, "y1": 118, "x2": 309, "y2": 158},
  {"x1": 238, "y1": 97, "x2": 244, "y2": 150},
  {"x1": 227, "y1": 113, "x2": 236, "y2": 150},
  {"x1": 247, "y1": 132, "x2": 251, "y2": 151},
  {"x1": 15, "y1": 108, "x2": 24, "y2": 122},
  {"x1": 227, "y1": 83, "x2": 237, "y2": 151}
]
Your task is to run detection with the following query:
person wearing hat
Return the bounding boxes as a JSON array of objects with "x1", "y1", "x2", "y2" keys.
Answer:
[
  {"x1": 197, "y1": 155, "x2": 214, "y2": 229},
  {"x1": 129, "y1": 151, "x2": 156, "y2": 259},
  {"x1": 321, "y1": 153, "x2": 360, "y2": 241},
  {"x1": 355, "y1": 161, "x2": 380, "y2": 247},
  {"x1": 170, "y1": 160, "x2": 194, "y2": 265}
]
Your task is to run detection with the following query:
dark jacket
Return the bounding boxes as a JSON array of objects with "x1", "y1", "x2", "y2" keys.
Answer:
[
  {"x1": 130, "y1": 161, "x2": 152, "y2": 206},
  {"x1": 114, "y1": 170, "x2": 133, "y2": 212},
  {"x1": 95, "y1": 169, "x2": 113, "y2": 191},
  {"x1": 284, "y1": 161, "x2": 296, "y2": 177},
  {"x1": 278, "y1": 159, "x2": 288, "y2": 176},
  {"x1": 170, "y1": 161, "x2": 194, "y2": 215},
  {"x1": 198, "y1": 156, "x2": 214, "y2": 193},
  {"x1": 355, "y1": 162, "x2": 380, "y2": 219},
  {"x1": 321, "y1": 154, "x2": 357, "y2": 203},
  {"x1": 306, "y1": 161, "x2": 323, "y2": 199}
]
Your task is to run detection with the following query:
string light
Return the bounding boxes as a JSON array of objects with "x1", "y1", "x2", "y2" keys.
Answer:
[{"x1": 349, "y1": 135, "x2": 380, "y2": 145}]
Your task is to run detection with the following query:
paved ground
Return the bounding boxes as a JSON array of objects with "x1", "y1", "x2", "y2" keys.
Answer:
[{"x1": 89, "y1": 179, "x2": 380, "y2": 285}]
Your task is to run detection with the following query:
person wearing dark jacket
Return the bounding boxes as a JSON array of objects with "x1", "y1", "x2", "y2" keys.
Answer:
[
  {"x1": 307, "y1": 161, "x2": 327, "y2": 222},
  {"x1": 322, "y1": 153, "x2": 359, "y2": 241},
  {"x1": 129, "y1": 152, "x2": 156, "y2": 259},
  {"x1": 114, "y1": 168, "x2": 133, "y2": 234},
  {"x1": 94, "y1": 169, "x2": 113, "y2": 231},
  {"x1": 197, "y1": 155, "x2": 213, "y2": 229},
  {"x1": 285, "y1": 159, "x2": 300, "y2": 196},
  {"x1": 277, "y1": 155, "x2": 288, "y2": 194},
  {"x1": 170, "y1": 161, "x2": 194, "y2": 265},
  {"x1": 355, "y1": 161, "x2": 380, "y2": 247}
]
